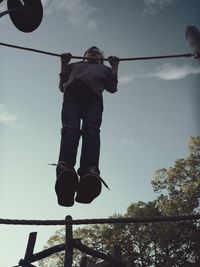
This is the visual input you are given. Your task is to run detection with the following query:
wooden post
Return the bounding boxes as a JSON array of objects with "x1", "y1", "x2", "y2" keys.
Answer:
[
  {"x1": 80, "y1": 256, "x2": 88, "y2": 267},
  {"x1": 24, "y1": 232, "x2": 37, "y2": 262},
  {"x1": 18, "y1": 232, "x2": 37, "y2": 267},
  {"x1": 64, "y1": 215, "x2": 73, "y2": 267},
  {"x1": 113, "y1": 244, "x2": 122, "y2": 261}
]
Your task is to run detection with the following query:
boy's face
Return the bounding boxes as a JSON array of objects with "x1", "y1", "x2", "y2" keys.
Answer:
[{"x1": 85, "y1": 47, "x2": 102, "y2": 63}]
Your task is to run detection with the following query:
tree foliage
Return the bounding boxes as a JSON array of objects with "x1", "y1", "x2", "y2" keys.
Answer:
[
  {"x1": 39, "y1": 136, "x2": 200, "y2": 267},
  {"x1": 150, "y1": 136, "x2": 200, "y2": 266}
]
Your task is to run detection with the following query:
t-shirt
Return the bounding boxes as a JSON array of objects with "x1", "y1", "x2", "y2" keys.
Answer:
[{"x1": 59, "y1": 61, "x2": 118, "y2": 97}]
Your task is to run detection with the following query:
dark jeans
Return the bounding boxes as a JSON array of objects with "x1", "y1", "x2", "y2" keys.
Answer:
[{"x1": 58, "y1": 80, "x2": 103, "y2": 176}]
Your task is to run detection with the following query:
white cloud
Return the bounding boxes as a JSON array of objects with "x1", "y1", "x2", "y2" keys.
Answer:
[
  {"x1": 148, "y1": 63, "x2": 200, "y2": 80},
  {"x1": 87, "y1": 19, "x2": 97, "y2": 31},
  {"x1": 119, "y1": 75, "x2": 136, "y2": 84},
  {"x1": 0, "y1": 104, "x2": 17, "y2": 125},
  {"x1": 42, "y1": 0, "x2": 98, "y2": 30},
  {"x1": 119, "y1": 63, "x2": 200, "y2": 84},
  {"x1": 143, "y1": 0, "x2": 176, "y2": 15},
  {"x1": 121, "y1": 137, "x2": 134, "y2": 146}
]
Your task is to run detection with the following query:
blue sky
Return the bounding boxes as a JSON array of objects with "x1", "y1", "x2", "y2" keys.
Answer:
[{"x1": 0, "y1": 0, "x2": 200, "y2": 266}]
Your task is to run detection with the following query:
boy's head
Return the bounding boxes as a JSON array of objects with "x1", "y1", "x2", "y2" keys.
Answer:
[{"x1": 84, "y1": 46, "x2": 104, "y2": 63}]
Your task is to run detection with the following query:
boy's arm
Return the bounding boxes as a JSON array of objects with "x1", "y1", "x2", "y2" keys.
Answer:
[
  {"x1": 59, "y1": 53, "x2": 72, "y2": 92},
  {"x1": 106, "y1": 56, "x2": 120, "y2": 93}
]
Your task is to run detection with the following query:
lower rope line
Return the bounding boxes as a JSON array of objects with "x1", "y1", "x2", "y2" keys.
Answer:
[
  {"x1": 0, "y1": 214, "x2": 200, "y2": 226},
  {"x1": 0, "y1": 42, "x2": 195, "y2": 61}
]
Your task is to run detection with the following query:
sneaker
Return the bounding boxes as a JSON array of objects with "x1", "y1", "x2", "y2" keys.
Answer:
[
  {"x1": 55, "y1": 162, "x2": 78, "y2": 207},
  {"x1": 75, "y1": 166, "x2": 102, "y2": 204}
]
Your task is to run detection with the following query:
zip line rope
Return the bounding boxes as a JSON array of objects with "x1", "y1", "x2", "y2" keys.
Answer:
[
  {"x1": 0, "y1": 214, "x2": 200, "y2": 226},
  {"x1": 0, "y1": 42, "x2": 196, "y2": 61}
]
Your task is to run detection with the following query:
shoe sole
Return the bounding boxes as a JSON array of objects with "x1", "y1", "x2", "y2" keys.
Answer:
[
  {"x1": 75, "y1": 174, "x2": 102, "y2": 204},
  {"x1": 55, "y1": 170, "x2": 78, "y2": 207}
]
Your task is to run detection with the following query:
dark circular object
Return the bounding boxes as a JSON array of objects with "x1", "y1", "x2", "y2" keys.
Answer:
[{"x1": 7, "y1": 0, "x2": 43, "y2": 32}]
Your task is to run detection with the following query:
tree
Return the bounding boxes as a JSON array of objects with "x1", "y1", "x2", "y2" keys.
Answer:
[
  {"x1": 39, "y1": 228, "x2": 65, "y2": 267},
  {"x1": 39, "y1": 136, "x2": 200, "y2": 267},
  {"x1": 152, "y1": 136, "x2": 200, "y2": 215},
  {"x1": 150, "y1": 136, "x2": 200, "y2": 266}
]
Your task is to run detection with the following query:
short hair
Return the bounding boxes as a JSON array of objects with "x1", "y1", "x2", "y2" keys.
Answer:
[{"x1": 84, "y1": 46, "x2": 104, "y2": 63}]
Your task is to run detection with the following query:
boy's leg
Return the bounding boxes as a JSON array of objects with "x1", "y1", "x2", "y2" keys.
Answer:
[
  {"x1": 58, "y1": 91, "x2": 81, "y2": 170},
  {"x1": 75, "y1": 92, "x2": 103, "y2": 204},
  {"x1": 56, "y1": 90, "x2": 81, "y2": 207},
  {"x1": 79, "y1": 93, "x2": 103, "y2": 176}
]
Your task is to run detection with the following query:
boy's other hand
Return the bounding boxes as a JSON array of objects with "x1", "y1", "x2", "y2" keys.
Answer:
[
  {"x1": 61, "y1": 53, "x2": 72, "y2": 64},
  {"x1": 108, "y1": 56, "x2": 120, "y2": 67}
]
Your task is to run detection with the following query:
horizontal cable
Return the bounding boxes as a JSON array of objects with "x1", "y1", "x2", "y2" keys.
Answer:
[
  {"x1": 0, "y1": 214, "x2": 200, "y2": 226},
  {"x1": 0, "y1": 42, "x2": 194, "y2": 61}
]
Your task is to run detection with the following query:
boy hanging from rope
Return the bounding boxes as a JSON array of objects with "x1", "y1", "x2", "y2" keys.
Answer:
[{"x1": 55, "y1": 46, "x2": 119, "y2": 207}]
